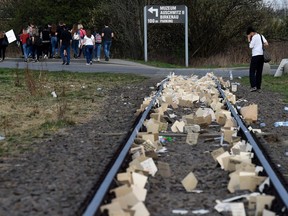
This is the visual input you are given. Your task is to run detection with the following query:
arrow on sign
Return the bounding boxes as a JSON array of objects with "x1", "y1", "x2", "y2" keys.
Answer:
[{"x1": 148, "y1": 6, "x2": 158, "y2": 17}]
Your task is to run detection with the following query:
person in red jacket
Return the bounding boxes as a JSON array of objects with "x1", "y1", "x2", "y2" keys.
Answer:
[{"x1": 20, "y1": 29, "x2": 30, "y2": 62}]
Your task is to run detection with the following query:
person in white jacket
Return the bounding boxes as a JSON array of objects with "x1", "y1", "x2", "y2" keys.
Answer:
[
  {"x1": 246, "y1": 26, "x2": 269, "y2": 92},
  {"x1": 82, "y1": 29, "x2": 95, "y2": 65}
]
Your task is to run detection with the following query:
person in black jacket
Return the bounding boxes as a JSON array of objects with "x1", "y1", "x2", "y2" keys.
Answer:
[
  {"x1": 0, "y1": 31, "x2": 9, "y2": 61},
  {"x1": 101, "y1": 22, "x2": 114, "y2": 61},
  {"x1": 31, "y1": 27, "x2": 42, "y2": 62},
  {"x1": 59, "y1": 25, "x2": 72, "y2": 65},
  {"x1": 41, "y1": 25, "x2": 51, "y2": 59}
]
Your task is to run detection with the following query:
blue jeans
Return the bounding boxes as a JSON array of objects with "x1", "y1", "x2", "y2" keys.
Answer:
[
  {"x1": 94, "y1": 43, "x2": 102, "y2": 59},
  {"x1": 22, "y1": 44, "x2": 29, "y2": 60},
  {"x1": 27, "y1": 45, "x2": 32, "y2": 57},
  {"x1": 51, "y1": 36, "x2": 58, "y2": 57},
  {"x1": 103, "y1": 40, "x2": 112, "y2": 59},
  {"x1": 72, "y1": 40, "x2": 79, "y2": 57},
  {"x1": 60, "y1": 45, "x2": 70, "y2": 64},
  {"x1": 85, "y1": 45, "x2": 94, "y2": 63}
]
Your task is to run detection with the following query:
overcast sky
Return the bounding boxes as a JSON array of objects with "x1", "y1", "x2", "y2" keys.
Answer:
[{"x1": 263, "y1": 0, "x2": 288, "y2": 8}]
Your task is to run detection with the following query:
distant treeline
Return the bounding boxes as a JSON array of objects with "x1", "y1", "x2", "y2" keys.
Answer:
[{"x1": 1, "y1": 0, "x2": 288, "y2": 64}]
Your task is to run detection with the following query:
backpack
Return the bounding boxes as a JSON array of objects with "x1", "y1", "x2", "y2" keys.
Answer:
[
  {"x1": 95, "y1": 33, "x2": 102, "y2": 43},
  {"x1": 73, "y1": 31, "x2": 80, "y2": 40},
  {"x1": 26, "y1": 37, "x2": 32, "y2": 46},
  {"x1": 79, "y1": 29, "x2": 86, "y2": 39},
  {"x1": 2, "y1": 37, "x2": 8, "y2": 47},
  {"x1": 42, "y1": 30, "x2": 50, "y2": 41},
  {"x1": 35, "y1": 36, "x2": 42, "y2": 46}
]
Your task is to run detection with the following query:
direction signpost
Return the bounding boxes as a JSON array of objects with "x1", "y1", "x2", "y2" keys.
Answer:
[
  {"x1": 144, "y1": 5, "x2": 188, "y2": 67},
  {"x1": 147, "y1": 5, "x2": 186, "y2": 24}
]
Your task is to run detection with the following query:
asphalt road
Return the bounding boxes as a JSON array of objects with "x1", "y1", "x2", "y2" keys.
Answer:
[{"x1": 0, "y1": 58, "x2": 277, "y2": 79}]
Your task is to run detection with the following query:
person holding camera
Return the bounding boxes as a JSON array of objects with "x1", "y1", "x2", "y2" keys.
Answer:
[{"x1": 246, "y1": 26, "x2": 268, "y2": 92}]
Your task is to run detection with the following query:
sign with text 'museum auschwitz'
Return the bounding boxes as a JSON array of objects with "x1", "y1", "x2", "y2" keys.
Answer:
[{"x1": 146, "y1": 5, "x2": 186, "y2": 24}]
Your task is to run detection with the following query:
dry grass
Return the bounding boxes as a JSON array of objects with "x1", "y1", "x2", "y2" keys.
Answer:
[
  {"x1": 148, "y1": 41, "x2": 288, "y2": 67},
  {"x1": 191, "y1": 41, "x2": 288, "y2": 67},
  {"x1": 0, "y1": 68, "x2": 146, "y2": 156}
]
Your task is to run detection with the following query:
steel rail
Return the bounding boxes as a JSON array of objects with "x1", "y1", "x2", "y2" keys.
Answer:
[
  {"x1": 82, "y1": 78, "x2": 168, "y2": 216},
  {"x1": 216, "y1": 81, "x2": 288, "y2": 208}
]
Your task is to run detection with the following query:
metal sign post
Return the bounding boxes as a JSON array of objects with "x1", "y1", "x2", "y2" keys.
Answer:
[{"x1": 144, "y1": 5, "x2": 189, "y2": 67}]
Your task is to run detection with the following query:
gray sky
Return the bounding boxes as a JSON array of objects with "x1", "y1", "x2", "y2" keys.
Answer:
[{"x1": 263, "y1": 0, "x2": 288, "y2": 8}]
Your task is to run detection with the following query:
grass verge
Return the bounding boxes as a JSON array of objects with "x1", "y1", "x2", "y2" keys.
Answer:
[
  {"x1": 130, "y1": 59, "x2": 252, "y2": 69},
  {"x1": 238, "y1": 74, "x2": 288, "y2": 102},
  {"x1": 0, "y1": 68, "x2": 147, "y2": 156}
]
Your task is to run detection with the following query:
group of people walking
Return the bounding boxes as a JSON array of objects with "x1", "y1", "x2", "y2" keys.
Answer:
[
  {"x1": 18, "y1": 22, "x2": 114, "y2": 65},
  {"x1": 2, "y1": 24, "x2": 269, "y2": 94}
]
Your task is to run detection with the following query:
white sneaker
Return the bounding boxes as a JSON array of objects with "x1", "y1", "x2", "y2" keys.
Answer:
[
  {"x1": 86, "y1": 63, "x2": 90, "y2": 65},
  {"x1": 97, "y1": 58, "x2": 100, "y2": 62}
]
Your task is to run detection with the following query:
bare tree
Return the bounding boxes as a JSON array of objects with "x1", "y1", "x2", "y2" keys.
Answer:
[
  {"x1": 3, "y1": 0, "x2": 280, "y2": 60},
  {"x1": 0, "y1": 0, "x2": 17, "y2": 29}
]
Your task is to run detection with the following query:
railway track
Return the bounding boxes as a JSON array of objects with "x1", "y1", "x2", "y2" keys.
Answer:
[{"x1": 79, "y1": 73, "x2": 288, "y2": 216}]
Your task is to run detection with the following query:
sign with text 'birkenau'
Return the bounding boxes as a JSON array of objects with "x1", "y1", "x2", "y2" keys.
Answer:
[
  {"x1": 147, "y1": 5, "x2": 186, "y2": 24},
  {"x1": 144, "y1": 5, "x2": 188, "y2": 66}
]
